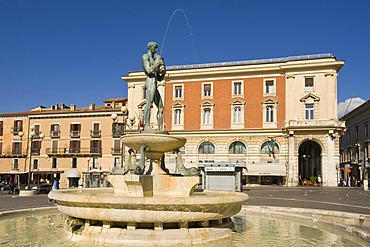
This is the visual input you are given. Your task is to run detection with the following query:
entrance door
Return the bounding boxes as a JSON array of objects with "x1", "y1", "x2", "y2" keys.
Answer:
[{"x1": 298, "y1": 140, "x2": 322, "y2": 182}]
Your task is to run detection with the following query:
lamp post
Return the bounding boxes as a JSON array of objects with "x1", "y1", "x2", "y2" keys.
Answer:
[
  {"x1": 18, "y1": 125, "x2": 45, "y2": 190},
  {"x1": 86, "y1": 157, "x2": 91, "y2": 188},
  {"x1": 111, "y1": 106, "x2": 135, "y2": 169}
]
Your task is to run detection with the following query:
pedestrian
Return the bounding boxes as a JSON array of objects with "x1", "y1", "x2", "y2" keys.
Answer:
[{"x1": 317, "y1": 175, "x2": 321, "y2": 187}]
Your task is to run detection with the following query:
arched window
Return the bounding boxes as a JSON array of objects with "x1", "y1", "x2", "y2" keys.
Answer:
[
  {"x1": 260, "y1": 139, "x2": 280, "y2": 154},
  {"x1": 229, "y1": 141, "x2": 246, "y2": 154},
  {"x1": 198, "y1": 141, "x2": 215, "y2": 154}
]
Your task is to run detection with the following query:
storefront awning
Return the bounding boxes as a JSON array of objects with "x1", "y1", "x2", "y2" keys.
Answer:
[
  {"x1": 0, "y1": 171, "x2": 28, "y2": 175},
  {"x1": 32, "y1": 170, "x2": 64, "y2": 174},
  {"x1": 245, "y1": 163, "x2": 286, "y2": 176},
  {"x1": 66, "y1": 168, "x2": 81, "y2": 178}
]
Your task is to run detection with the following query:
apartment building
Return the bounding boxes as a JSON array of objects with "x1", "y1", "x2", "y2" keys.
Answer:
[
  {"x1": 123, "y1": 53, "x2": 345, "y2": 186},
  {"x1": 339, "y1": 99, "x2": 370, "y2": 188},
  {"x1": 0, "y1": 99, "x2": 128, "y2": 189}
]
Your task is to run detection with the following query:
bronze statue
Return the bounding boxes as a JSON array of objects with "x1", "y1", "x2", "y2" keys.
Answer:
[{"x1": 142, "y1": 41, "x2": 166, "y2": 131}]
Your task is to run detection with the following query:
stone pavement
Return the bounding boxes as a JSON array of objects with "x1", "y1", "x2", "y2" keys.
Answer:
[
  {"x1": 243, "y1": 186, "x2": 370, "y2": 215},
  {"x1": 0, "y1": 186, "x2": 369, "y2": 215}
]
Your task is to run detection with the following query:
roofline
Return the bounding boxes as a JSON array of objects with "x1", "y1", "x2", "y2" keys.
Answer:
[
  {"x1": 340, "y1": 99, "x2": 370, "y2": 120},
  {"x1": 127, "y1": 53, "x2": 339, "y2": 74}
]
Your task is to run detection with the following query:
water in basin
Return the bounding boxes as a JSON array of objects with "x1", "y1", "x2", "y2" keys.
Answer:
[{"x1": 0, "y1": 208, "x2": 367, "y2": 247}]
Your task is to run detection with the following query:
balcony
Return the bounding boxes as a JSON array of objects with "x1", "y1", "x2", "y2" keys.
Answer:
[
  {"x1": 111, "y1": 147, "x2": 122, "y2": 155},
  {"x1": 284, "y1": 119, "x2": 346, "y2": 129},
  {"x1": 50, "y1": 130, "x2": 60, "y2": 138},
  {"x1": 90, "y1": 130, "x2": 101, "y2": 138},
  {"x1": 45, "y1": 147, "x2": 102, "y2": 157},
  {"x1": 31, "y1": 148, "x2": 41, "y2": 155},
  {"x1": 0, "y1": 151, "x2": 26, "y2": 158},
  {"x1": 70, "y1": 130, "x2": 80, "y2": 138}
]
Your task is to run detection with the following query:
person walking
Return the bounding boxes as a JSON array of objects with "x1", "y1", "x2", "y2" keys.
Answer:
[{"x1": 317, "y1": 175, "x2": 322, "y2": 187}]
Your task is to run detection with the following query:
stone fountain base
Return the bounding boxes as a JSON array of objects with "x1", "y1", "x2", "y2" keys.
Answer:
[{"x1": 49, "y1": 174, "x2": 248, "y2": 246}]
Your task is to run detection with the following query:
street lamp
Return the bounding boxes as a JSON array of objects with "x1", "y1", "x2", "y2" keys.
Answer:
[
  {"x1": 18, "y1": 125, "x2": 45, "y2": 190},
  {"x1": 86, "y1": 157, "x2": 91, "y2": 188}
]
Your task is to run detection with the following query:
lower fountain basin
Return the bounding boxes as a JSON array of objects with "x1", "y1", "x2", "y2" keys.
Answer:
[{"x1": 49, "y1": 188, "x2": 248, "y2": 223}]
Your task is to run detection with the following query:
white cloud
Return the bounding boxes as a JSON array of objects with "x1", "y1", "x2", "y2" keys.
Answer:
[{"x1": 337, "y1": 97, "x2": 366, "y2": 118}]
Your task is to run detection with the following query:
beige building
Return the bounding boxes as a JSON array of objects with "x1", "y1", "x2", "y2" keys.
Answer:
[
  {"x1": 339, "y1": 99, "x2": 370, "y2": 189},
  {"x1": 0, "y1": 99, "x2": 128, "y2": 190},
  {"x1": 122, "y1": 53, "x2": 345, "y2": 187}
]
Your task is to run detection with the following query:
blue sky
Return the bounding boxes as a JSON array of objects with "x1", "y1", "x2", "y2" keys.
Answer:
[{"x1": 0, "y1": 0, "x2": 369, "y2": 115}]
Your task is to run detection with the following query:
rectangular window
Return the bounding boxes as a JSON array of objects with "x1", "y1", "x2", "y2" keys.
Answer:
[
  {"x1": 92, "y1": 157, "x2": 99, "y2": 169},
  {"x1": 174, "y1": 109, "x2": 182, "y2": 125},
  {"x1": 112, "y1": 139, "x2": 121, "y2": 154},
  {"x1": 91, "y1": 123, "x2": 101, "y2": 137},
  {"x1": 72, "y1": 157, "x2": 77, "y2": 168},
  {"x1": 50, "y1": 124, "x2": 60, "y2": 137},
  {"x1": 52, "y1": 140, "x2": 58, "y2": 153},
  {"x1": 365, "y1": 124, "x2": 369, "y2": 137},
  {"x1": 33, "y1": 159, "x2": 38, "y2": 170},
  {"x1": 265, "y1": 106, "x2": 274, "y2": 122},
  {"x1": 233, "y1": 81, "x2": 242, "y2": 96},
  {"x1": 52, "y1": 157, "x2": 57, "y2": 169},
  {"x1": 12, "y1": 142, "x2": 22, "y2": 155},
  {"x1": 203, "y1": 108, "x2": 211, "y2": 124},
  {"x1": 12, "y1": 120, "x2": 23, "y2": 134},
  {"x1": 174, "y1": 85, "x2": 183, "y2": 98},
  {"x1": 305, "y1": 77, "x2": 314, "y2": 92},
  {"x1": 31, "y1": 141, "x2": 41, "y2": 155},
  {"x1": 0, "y1": 121, "x2": 3, "y2": 136},
  {"x1": 347, "y1": 132, "x2": 351, "y2": 144},
  {"x1": 355, "y1": 127, "x2": 359, "y2": 141},
  {"x1": 34, "y1": 124, "x2": 41, "y2": 137},
  {"x1": 113, "y1": 157, "x2": 120, "y2": 167},
  {"x1": 305, "y1": 104, "x2": 314, "y2": 119},
  {"x1": 70, "y1": 123, "x2": 81, "y2": 138},
  {"x1": 233, "y1": 107, "x2": 242, "y2": 123},
  {"x1": 264, "y1": 80, "x2": 275, "y2": 94},
  {"x1": 0, "y1": 142, "x2": 2, "y2": 155},
  {"x1": 112, "y1": 123, "x2": 123, "y2": 137},
  {"x1": 12, "y1": 159, "x2": 19, "y2": 170},
  {"x1": 90, "y1": 140, "x2": 101, "y2": 154},
  {"x1": 203, "y1": 84, "x2": 212, "y2": 97},
  {"x1": 70, "y1": 140, "x2": 80, "y2": 153}
]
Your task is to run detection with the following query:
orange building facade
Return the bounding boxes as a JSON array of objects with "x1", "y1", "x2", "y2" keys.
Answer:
[{"x1": 123, "y1": 53, "x2": 345, "y2": 187}]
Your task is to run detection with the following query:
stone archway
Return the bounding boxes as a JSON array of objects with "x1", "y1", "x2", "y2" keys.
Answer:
[{"x1": 298, "y1": 140, "x2": 322, "y2": 182}]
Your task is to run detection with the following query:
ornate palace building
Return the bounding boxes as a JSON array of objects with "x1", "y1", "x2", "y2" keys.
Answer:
[
  {"x1": 0, "y1": 99, "x2": 128, "y2": 189},
  {"x1": 123, "y1": 53, "x2": 345, "y2": 186}
]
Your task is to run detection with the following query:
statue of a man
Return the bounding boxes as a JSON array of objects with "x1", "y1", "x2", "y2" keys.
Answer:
[{"x1": 142, "y1": 41, "x2": 166, "y2": 131}]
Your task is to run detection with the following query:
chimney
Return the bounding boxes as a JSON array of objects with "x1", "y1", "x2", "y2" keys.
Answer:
[
  {"x1": 52, "y1": 104, "x2": 59, "y2": 110},
  {"x1": 60, "y1": 103, "x2": 66, "y2": 109},
  {"x1": 89, "y1": 103, "x2": 95, "y2": 110},
  {"x1": 70, "y1": 104, "x2": 76, "y2": 111}
]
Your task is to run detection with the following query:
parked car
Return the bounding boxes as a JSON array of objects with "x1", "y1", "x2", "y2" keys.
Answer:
[{"x1": 32, "y1": 183, "x2": 53, "y2": 194}]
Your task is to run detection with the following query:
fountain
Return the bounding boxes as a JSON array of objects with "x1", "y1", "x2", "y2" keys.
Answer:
[{"x1": 48, "y1": 41, "x2": 248, "y2": 246}]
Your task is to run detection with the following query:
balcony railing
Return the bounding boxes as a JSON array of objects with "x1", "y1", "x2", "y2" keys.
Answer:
[
  {"x1": 285, "y1": 119, "x2": 346, "y2": 128},
  {"x1": 45, "y1": 147, "x2": 102, "y2": 156},
  {"x1": 31, "y1": 148, "x2": 41, "y2": 155},
  {"x1": 111, "y1": 147, "x2": 122, "y2": 155},
  {"x1": 70, "y1": 130, "x2": 80, "y2": 138},
  {"x1": 50, "y1": 130, "x2": 60, "y2": 138},
  {"x1": 0, "y1": 151, "x2": 26, "y2": 158},
  {"x1": 90, "y1": 130, "x2": 101, "y2": 138}
]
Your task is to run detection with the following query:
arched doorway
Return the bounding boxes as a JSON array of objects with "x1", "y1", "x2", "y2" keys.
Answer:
[{"x1": 298, "y1": 140, "x2": 322, "y2": 182}]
